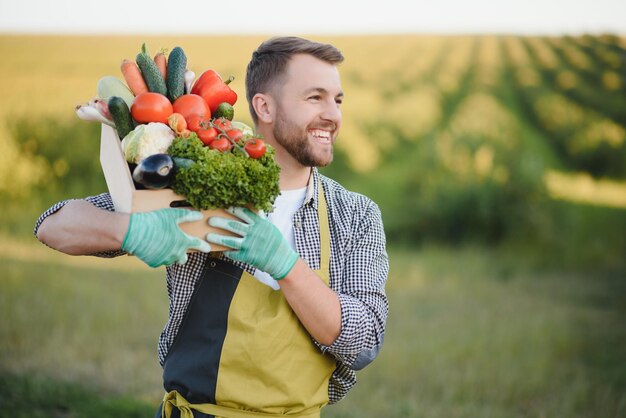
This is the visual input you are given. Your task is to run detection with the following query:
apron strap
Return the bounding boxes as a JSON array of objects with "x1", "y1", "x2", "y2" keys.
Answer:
[
  {"x1": 162, "y1": 390, "x2": 321, "y2": 418},
  {"x1": 317, "y1": 184, "x2": 330, "y2": 278}
]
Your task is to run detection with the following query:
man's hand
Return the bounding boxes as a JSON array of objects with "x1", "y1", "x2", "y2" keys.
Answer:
[
  {"x1": 206, "y1": 207, "x2": 299, "y2": 279},
  {"x1": 122, "y1": 208, "x2": 211, "y2": 268}
]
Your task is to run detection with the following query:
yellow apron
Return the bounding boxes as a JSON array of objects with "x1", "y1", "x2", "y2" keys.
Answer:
[{"x1": 160, "y1": 187, "x2": 336, "y2": 418}]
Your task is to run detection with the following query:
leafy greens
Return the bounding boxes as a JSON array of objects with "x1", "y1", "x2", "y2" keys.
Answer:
[{"x1": 168, "y1": 134, "x2": 281, "y2": 212}]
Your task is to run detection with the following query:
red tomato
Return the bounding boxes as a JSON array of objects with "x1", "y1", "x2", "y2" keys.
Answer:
[
  {"x1": 212, "y1": 117, "x2": 232, "y2": 132},
  {"x1": 131, "y1": 92, "x2": 173, "y2": 124},
  {"x1": 172, "y1": 94, "x2": 210, "y2": 122},
  {"x1": 197, "y1": 127, "x2": 218, "y2": 146},
  {"x1": 186, "y1": 114, "x2": 206, "y2": 133},
  {"x1": 244, "y1": 138, "x2": 266, "y2": 159},
  {"x1": 225, "y1": 128, "x2": 243, "y2": 143},
  {"x1": 209, "y1": 137, "x2": 232, "y2": 152}
]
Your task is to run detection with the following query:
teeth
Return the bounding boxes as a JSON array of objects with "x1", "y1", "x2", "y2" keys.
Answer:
[{"x1": 310, "y1": 129, "x2": 331, "y2": 142}]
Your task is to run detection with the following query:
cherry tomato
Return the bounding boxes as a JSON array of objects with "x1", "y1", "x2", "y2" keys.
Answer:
[
  {"x1": 244, "y1": 138, "x2": 267, "y2": 159},
  {"x1": 131, "y1": 92, "x2": 173, "y2": 124},
  {"x1": 209, "y1": 137, "x2": 232, "y2": 152},
  {"x1": 172, "y1": 94, "x2": 210, "y2": 122},
  {"x1": 186, "y1": 114, "x2": 206, "y2": 133},
  {"x1": 197, "y1": 127, "x2": 218, "y2": 146},
  {"x1": 212, "y1": 117, "x2": 232, "y2": 132},
  {"x1": 225, "y1": 128, "x2": 243, "y2": 143},
  {"x1": 167, "y1": 113, "x2": 187, "y2": 133}
]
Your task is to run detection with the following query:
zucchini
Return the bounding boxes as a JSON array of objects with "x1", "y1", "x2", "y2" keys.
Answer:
[
  {"x1": 166, "y1": 46, "x2": 187, "y2": 102},
  {"x1": 108, "y1": 96, "x2": 134, "y2": 140},
  {"x1": 136, "y1": 43, "x2": 167, "y2": 96}
]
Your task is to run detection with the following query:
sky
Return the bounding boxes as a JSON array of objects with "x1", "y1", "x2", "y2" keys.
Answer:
[{"x1": 0, "y1": 0, "x2": 624, "y2": 35}]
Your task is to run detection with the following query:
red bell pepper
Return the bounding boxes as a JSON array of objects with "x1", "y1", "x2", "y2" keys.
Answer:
[{"x1": 191, "y1": 70, "x2": 238, "y2": 113}]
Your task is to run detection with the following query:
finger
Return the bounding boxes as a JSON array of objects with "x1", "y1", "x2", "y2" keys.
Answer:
[
  {"x1": 226, "y1": 207, "x2": 257, "y2": 224},
  {"x1": 206, "y1": 233, "x2": 243, "y2": 250},
  {"x1": 187, "y1": 237, "x2": 212, "y2": 253},
  {"x1": 208, "y1": 216, "x2": 248, "y2": 235},
  {"x1": 173, "y1": 209, "x2": 204, "y2": 224},
  {"x1": 175, "y1": 252, "x2": 189, "y2": 265},
  {"x1": 164, "y1": 247, "x2": 190, "y2": 266}
]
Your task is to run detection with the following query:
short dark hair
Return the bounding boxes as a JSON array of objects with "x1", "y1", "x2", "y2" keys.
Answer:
[{"x1": 245, "y1": 36, "x2": 344, "y2": 124}]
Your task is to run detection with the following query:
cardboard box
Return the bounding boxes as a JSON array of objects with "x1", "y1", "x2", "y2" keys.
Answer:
[{"x1": 99, "y1": 123, "x2": 236, "y2": 252}]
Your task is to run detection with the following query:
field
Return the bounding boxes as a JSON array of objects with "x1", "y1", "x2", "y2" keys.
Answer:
[
  {"x1": 2, "y1": 34, "x2": 626, "y2": 251},
  {"x1": 2, "y1": 240, "x2": 625, "y2": 417},
  {"x1": 1, "y1": 34, "x2": 625, "y2": 417}
]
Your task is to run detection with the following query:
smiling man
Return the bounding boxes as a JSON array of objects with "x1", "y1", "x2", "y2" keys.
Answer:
[
  {"x1": 35, "y1": 36, "x2": 389, "y2": 418},
  {"x1": 260, "y1": 53, "x2": 343, "y2": 170}
]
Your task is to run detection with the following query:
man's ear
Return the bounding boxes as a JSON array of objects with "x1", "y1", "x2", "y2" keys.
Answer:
[{"x1": 252, "y1": 93, "x2": 274, "y2": 124}]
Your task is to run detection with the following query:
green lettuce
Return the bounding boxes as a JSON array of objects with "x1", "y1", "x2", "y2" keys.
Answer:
[{"x1": 168, "y1": 134, "x2": 281, "y2": 212}]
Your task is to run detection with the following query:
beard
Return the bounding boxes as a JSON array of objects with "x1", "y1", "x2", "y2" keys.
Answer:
[{"x1": 273, "y1": 109, "x2": 335, "y2": 167}]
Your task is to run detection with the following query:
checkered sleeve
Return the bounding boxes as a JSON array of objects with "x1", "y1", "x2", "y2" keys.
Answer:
[
  {"x1": 33, "y1": 192, "x2": 126, "y2": 258},
  {"x1": 322, "y1": 197, "x2": 389, "y2": 370}
]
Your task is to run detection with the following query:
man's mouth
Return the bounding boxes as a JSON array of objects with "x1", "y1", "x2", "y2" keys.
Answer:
[{"x1": 309, "y1": 129, "x2": 332, "y2": 144}]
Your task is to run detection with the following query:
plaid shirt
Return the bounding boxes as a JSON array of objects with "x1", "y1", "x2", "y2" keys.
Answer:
[{"x1": 34, "y1": 168, "x2": 389, "y2": 404}]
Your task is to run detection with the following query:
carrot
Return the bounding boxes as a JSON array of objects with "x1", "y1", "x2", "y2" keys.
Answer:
[
  {"x1": 120, "y1": 59, "x2": 148, "y2": 96},
  {"x1": 154, "y1": 51, "x2": 167, "y2": 80}
]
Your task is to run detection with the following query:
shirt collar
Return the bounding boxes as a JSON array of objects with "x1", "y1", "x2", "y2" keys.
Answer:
[{"x1": 303, "y1": 167, "x2": 319, "y2": 210}]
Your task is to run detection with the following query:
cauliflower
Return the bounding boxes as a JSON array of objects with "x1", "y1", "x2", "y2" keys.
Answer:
[{"x1": 121, "y1": 122, "x2": 175, "y2": 164}]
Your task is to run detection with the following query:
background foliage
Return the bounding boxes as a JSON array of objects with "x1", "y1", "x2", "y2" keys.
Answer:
[
  {"x1": 1, "y1": 34, "x2": 624, "y2": 262},
  {"x1": 0, "y1": 34, "x2": 624, "y2": 417}
]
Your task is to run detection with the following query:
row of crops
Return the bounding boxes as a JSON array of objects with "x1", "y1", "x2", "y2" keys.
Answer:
[
  {"x1": 323, "y1": 34, "x2": 626, "y2": 245},
  {"x1": 331, "y1": 34, "x2": 625, "y2": 177},
  {"x1": 1, "y1": 34, "x2": 624, "y2": 250}
]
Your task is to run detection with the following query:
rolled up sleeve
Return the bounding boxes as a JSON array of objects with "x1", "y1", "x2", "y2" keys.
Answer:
[
  {"x1": 320, "y1": 201, "x2": 389, "y2": 370},
  {"x1": 34, "y1": 192, "x2": 126, "y2": 258}
]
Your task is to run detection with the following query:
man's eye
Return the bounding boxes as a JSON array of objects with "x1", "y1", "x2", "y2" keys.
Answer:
[
  {"x1": 335, "y1": 98, "x2": 343, "y2": 105},
  {"x1": 308, "y1": 95, "x2": 321, "y2": 101}
]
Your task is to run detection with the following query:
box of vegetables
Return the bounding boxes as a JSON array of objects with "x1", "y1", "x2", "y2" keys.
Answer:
[{"x1": 77, "y1": 44, "x2": 280, "y2": 251}]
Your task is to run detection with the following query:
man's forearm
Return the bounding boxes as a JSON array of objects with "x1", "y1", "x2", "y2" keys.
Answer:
[
  {"x1": 36, "y1": 200, "x2": 130, "y2": 255},
  {"x1": 279, "y1": 258, "x2": 342, "y2": 346}
]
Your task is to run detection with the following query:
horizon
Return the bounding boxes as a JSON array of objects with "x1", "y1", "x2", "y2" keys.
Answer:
[{"x1": 1, "y1": 0, "x2": 625, "y2": 37}]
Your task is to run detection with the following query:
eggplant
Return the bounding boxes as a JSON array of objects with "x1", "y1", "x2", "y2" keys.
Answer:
[
  {"x1": 128, "y1": 162, "x2": 145, "y2": 190},
  {"x1": 132, "y1": 153, "x2": 175, "y2": 189}
]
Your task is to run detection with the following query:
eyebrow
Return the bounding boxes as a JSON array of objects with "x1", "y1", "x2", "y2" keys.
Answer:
[{"x1": 305, "y1": 87, "x2": 344, "y2": 98}]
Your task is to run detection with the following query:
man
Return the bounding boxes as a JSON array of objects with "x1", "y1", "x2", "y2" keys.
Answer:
[{"x1": 36, "y1": 36, "x2": 389, "y2": 418}]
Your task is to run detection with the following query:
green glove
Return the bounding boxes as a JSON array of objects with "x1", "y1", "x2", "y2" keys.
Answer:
[
  {"x1": 121, "y1": 208, "x2": 211, "y2": 268},
  {"x1": 206, "y1": 207, "x2": 299, "y2": 280}
]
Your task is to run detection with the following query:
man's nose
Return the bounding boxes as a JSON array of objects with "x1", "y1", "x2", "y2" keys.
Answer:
[{"x1": 321, "y1": 99, "x2": 342, "y2": 126}]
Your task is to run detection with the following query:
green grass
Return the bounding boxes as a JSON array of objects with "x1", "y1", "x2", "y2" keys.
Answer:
[
  {"x1": 326, "y1": 247, "x2": 626, "y2": 418},
  {"x1": 1, "y1": 245, "x2": 625, "y2": 417},
  {"x1": 0, "y1": 373, "x2": 155, "y2": 418},
  {"x1": 0, "y1": 252, "x2": 167, "y2": 404}
]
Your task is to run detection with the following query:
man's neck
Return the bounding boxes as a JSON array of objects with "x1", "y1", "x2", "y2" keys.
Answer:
[{"x1": 279, "y1": 163, "x2": 312, "y2": 190}]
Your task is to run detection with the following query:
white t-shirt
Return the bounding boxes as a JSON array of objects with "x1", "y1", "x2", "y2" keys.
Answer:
[{"x1": 253, "y1": 187, "x2": 307, "y2": 290}]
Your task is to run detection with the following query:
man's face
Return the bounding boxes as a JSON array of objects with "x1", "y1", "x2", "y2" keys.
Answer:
[{"x1": 271, "y1": 54, "x2": 343, "y2": 167}]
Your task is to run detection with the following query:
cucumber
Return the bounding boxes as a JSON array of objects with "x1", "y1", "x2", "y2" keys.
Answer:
[
  {"x1": 166, "y1": 46, "x2": 187, "y2": 102},
  {"x1": 173, "y1": 157, "x2": 195, "y2": 170},
  {"x1": 136, "y1": 43, "x2": 167, "y2": 96},
  {"x1": 97, "y1": 76, "x2": 134, "y2": 107},
  {"x1": 108, "y1": 96, "x2": 134, "y2": 140},
  {"x1": 212, "y1": 102, "x2": 234, "y2": 121}
]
